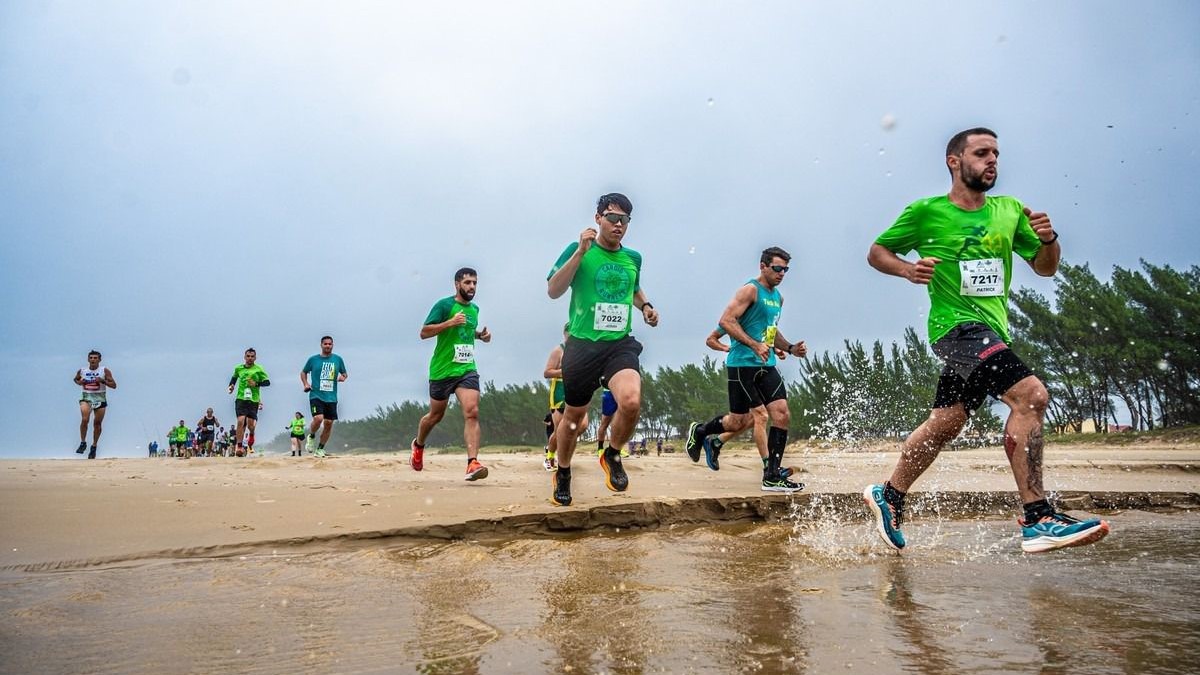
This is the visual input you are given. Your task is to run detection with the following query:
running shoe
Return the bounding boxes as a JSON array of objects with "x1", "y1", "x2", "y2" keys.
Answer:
[
  {"x1": 702, "y1": 437, "x2": 720, "y2": 471},
  {"x1": 87, "y1": 445, "x2": 97, "y2": 460},
  {"x1": 76, "y1": 441, "x2": 87, "y2": 454},
  {"x1": 305, "y1": 435, "x2": 316, "y2": 454},
  {"x1": 543, "y1": 456, "x2": 556, "y2": 472},
  {"x1": 761, "y1": 476, "x2": 804, "y2": 493},
  {"x1": 863, "y1": 484, "x2": 906, "y2": 551},
  {"x1": 1019, "y1": 513, "x2": 1110, "y2": 553},
  {"x1": 551, "y1": 468, "x2": 572, "y2": 506},
  {"x1": 685, "y1": 422, "x2": 703, "y2": 463},
  {"x1": 600, "y1": 447, "x2": 628, "y2": 492},
  {"x1": 410, "y1": 439, "x2": 424, "y2": 472},
  {"x1": 313, "y1": 448, "x2": 326, "y2": 458},
  {"x1": 465, "y1": 458, "x2": 488, "y2": 481}
]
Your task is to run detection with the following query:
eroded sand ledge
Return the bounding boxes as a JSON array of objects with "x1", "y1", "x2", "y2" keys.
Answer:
[{"x1": 2, "y1": 446, "x2": 1197, "y2": 570}]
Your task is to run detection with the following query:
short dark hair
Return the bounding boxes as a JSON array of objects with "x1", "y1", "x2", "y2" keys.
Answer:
[
  {"x1": 320, "y1": 335, "x2": 333, "y2": 343},
  {"x1": 946, "y1": 127, "x2": 997, "y2": 158},
  {"x1": 596, "y1": 193, "x2": 633, "y2": 216},
  {"x1": 760, "y1": 246, "x2": 791, "y2": 266},
  {"x1": 245, "y1": 347, "x2": 256, "y2": 355},
  {"x1": 454, "y1": 267, "x2": 477, "y2": 282},
  {"x1": 88, "y1": 350, "x2": 101, "y2": 359}
]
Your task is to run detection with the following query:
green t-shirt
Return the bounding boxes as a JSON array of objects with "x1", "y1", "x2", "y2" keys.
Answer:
[
  {"x1": 875, "y1": 195, "x2": 1042, "y2": 344},
  {"x1": 290, "y1": 418, "x2": 306, "y2": 436},
  {"x1": 548, "y1": 242, "x2": 642, "y2": 342},
  {"x1": 232, "y1": 363, "x2": 270, "y2": 403},
  {"x1": 303, "y1": 354, "x2": 347, "y2": 403},
  {"x1": 171, "y1": 425, "x2": 189, "y2": 442},
  {"x1": 424, "y1": 296, "x2": 480, "y2": 381}
]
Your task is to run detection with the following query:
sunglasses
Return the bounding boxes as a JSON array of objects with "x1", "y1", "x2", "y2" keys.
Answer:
[
  {"x1": 768, "y1": 265, "x2": 790, "y2": 273},
  {"x1": 602, "y1": 212, "x2": 631, "y2": 225}
]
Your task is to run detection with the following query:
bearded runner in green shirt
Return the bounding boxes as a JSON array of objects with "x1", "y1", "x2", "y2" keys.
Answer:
[
  {"x1": 227, "y1": 347, "x2": 270, "y2": 457},
  {"x1": 863, "y1": 127, "x2": 1108, "y2": 555},
  {"x1": 545, "y1": 192, "x2": 660, "y2": 506},
  {"x1": 410, "y1": 267, "x2": 491, "y2": 481}
]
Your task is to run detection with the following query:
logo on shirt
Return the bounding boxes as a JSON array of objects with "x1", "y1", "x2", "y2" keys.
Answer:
[{"x1": 594, "y1": 262, "x2": 632, "y2": 302}]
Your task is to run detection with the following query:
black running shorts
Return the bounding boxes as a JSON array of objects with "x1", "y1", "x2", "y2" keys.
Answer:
[
  {"x1": 727, "y1": 365, "x2": 787, "y2": 414},
  {"x1": 561, "y1": 335, "x2": 642, "y2": 408}
]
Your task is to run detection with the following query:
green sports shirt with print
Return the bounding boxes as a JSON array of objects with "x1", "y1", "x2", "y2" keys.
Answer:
[
  {"x1": 232, "y1": 364, "x2": 269, "y2": 403},
  {"x1": 548, "y1": 242, "x2": 642, "y2": 342},
  {"x1": 875, "y1": 194, "x2": 1043, "y2": 344},
  {"x1": 424, "y1": 297, "x2": 480, "y2": 381}
]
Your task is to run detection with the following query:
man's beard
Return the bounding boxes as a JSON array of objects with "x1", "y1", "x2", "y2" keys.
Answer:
[
  {"x1": 963, "y1": 166, "x2": 996, "y2": 192},
  {"x1": 459, "y1": 288, "x2": 475, "y2": 301}
]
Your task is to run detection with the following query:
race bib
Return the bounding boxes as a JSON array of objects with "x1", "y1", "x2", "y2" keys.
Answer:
[
  {"x1": 243, "y1": 386, "x2": 254, "y2": 400},
  {"x1": 960, "y1": 258, "x2": 1004, "y2": 297},
  {"x1": 593, "y1": 303, "x2": 629, "y2": 332},
  {"x1": 83, "y1": 379, "x2": 101, "y2": 392},
  {"x1": 319, "y1": 379, "x2": 334, "y2": 392},
  {"x1": 453, "y1": 343, "x2": 475, "y2": 363}
]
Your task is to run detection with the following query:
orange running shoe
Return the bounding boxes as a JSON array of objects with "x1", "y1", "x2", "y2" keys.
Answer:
[
  {"x1": 465, "y1": 458, "x2": 488, "y2": 481},
  {"x1": 410, "y1": 438, "x2": 424, "y2": 472}
]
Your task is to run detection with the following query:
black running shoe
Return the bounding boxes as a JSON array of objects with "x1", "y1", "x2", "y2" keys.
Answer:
[
  {"x1": 552, "y1": 468, "x2": 572, "y2": 506},
  {"x1": 76, "y1": 442, "x2": 87, "y2": 454},
  {"x1": 685, "y1": 422, "x2": 703, "y2": 463},
  {"x1": 600, "y1": 447, "x2": 629, "y2": 492},
  {"x1": 703, "y1": 437, "x2": 720, "y2": 471},
  {"x1": 87, "y1": 445, "x2": 97, "y2": 460}
]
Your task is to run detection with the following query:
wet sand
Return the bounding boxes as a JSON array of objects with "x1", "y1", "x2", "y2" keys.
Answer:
[{"x1": 2, "y1": 443, "x2": 1197, "y2": 569}]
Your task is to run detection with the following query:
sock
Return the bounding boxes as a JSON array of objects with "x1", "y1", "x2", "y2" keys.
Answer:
[
  {"x1": 1023, "y1": 499, "x2": 1055, "y2": 523},
  {"x1": 557, "y1": 466, "x2": 571, "y2": 477},
  {"x1": 766, "y1": 426, "x2": 787, "y2": 475},
  {"x1": 710, "y1": 438, "x2": 725, "y2": 454},
  {"x1": 414, "y1": 440, "x2": 425, "y2": 449},
  {"x1": 318, "y1": 444, "x2": 325, "y2": 450},
  {"x1": 698, "y1": 416, "x2": 726, "y2": 437},
  {"x1": 604, "y1": 445, "x2": 620, "y2": 459},
  {"x1": 598, "y1": 441, "x2": 604, "y2": 450},
  {"x1": 883, "y1": 481, "x2": 906, "y2": 510},
  {"x1": 309, "y1": 433, "x2": 315, "y2": 440}
]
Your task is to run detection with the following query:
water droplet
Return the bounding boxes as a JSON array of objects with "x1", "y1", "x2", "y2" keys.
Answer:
[
  {"x1": 424, "y1": 497, "x2": 433, "y2": 506},
  {"x1": 880, "y1": 113, "x2": 896, "y2": 130},
  {"x1": 706, "y1": 98, "x2": 714, "y2": 107},
  {"x1": 878, "y1": 148, "x2": 886, "y2": 156},
  {"x1": 813, "y1": 157, "x2": 820, "y2": 165},
  {"x1": 1090, "y1": 321, "x2": 1098, "y2": 328},
  {"x1": 1157, "y1": 360, "x2": 1170, "y2": 371},
  {"x1": 569, "y1": 423, "x2": 577, "y2": 430},
  {"x1": 688, "y1": 246, "x2": 696, "y2": 254}
]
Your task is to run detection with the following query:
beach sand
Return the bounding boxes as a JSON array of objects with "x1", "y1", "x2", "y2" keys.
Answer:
[{"x1": 2, "y1": 443, "x2": 1198, "y2": 569}]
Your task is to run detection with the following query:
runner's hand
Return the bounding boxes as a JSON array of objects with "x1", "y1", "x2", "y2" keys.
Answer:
[
  {"x1": 579, "y1": 228, "x2": 598, "y2": 254},
  {"x1": 905, "y1": 257, "x2": 939, "y2": 285},
  {"x1": 774, "y1": 347, "x2": 788, "y2": 360},
  {"x1": 752, "y1": 341, "x2": 770, "y2": 362},
  {"x1": 447, "y1": 313, "x2": 468, "y2": 327},
  {"x1": 1024, "y1": 207, "x2": 1055, "y2": 242},
  {"x1": 478, "y1": 326, "x2": 492, "y2": 342},
  {"x1": 792, "y1": 341, "x2": 808, "y2": 358},
  {"x1": 642, "y1": 305, "x2": 659, "y2": 327}
]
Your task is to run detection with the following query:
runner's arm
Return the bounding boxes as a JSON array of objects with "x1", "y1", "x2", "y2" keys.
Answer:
[
  {"x1": 543, "y1": 346, "x2": 564, "y2": 379},
  {"x1": 718, "y1": 285, "x2": 760, "y2": 350},
  {"x1": 420, "y1": 314, "x2": 466, "y2": 339},
  {"x1": 771, "y1": 331, "x2": 807, "y2": 358},
  {"x1": 103, "y1": 368, "x2": 116, "y2": 388},
  {"x1": 1025, "y1": 208, "x2": 1060, "y2": 277},
  {"x1": 868, "y1": 243, "x2": 937, "y2": 285},
  {"x1": 705, "y1": 331, "x2": 729, "y2": 353},
  {"x1": 548, "y1": 230, "x2": 596, "y2": 299},
  {"x1": 73, "y1": 369, "x2": 83, "y2": 384},
  {"x1": 300, "y1": 370, "x2": 311, "y2": 391},
  {"x1": 634, "y1": 289, "x2": 658, "y2": 326}
]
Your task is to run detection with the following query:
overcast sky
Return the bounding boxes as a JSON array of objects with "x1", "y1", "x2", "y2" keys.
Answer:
[{"x1": 2, "y1": 1, "x2": 1197, "y2": 457}]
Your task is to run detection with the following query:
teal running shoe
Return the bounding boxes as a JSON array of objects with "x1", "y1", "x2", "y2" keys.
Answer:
[
  {"x1": 702, "y1": 437, "x2": 720, "y2": 471},
  {"x1": 1020, "y1": 513, "x2": 1110, "y2": 553},
  {"x1": 863, "y1": 484, "x2": 905, "y2": 551}
]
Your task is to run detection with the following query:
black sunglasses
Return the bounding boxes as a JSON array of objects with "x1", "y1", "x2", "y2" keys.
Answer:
[
  {"x1": 602, "y1": 212, "x2": 631, "y2": 225},
  {"x1": 768, "y1": 264, "x2": 790, "y2": 273}
]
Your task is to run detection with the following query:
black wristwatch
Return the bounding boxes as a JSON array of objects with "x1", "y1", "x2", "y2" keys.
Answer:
[
  {"x1": 1040, "y1": 232, "x2": 1059, "y2": 245},
  {"x1": 641, "y1": 303, "x2": 654, "y2": 312}
]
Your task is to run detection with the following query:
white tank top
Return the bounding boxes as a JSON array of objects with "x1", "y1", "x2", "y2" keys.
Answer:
[{"x1": 80, "y1": 365, "x2": 106, "y2": 393}]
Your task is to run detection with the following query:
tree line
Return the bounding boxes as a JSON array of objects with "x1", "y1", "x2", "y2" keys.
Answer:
[{"x1": 270, "y1": 259, "x2": 1197, "y2": 451}]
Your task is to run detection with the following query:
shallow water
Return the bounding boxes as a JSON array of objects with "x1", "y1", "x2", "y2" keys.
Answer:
[{"x1": 2, "y1": 510, "x2": 1196, "y2": 674}]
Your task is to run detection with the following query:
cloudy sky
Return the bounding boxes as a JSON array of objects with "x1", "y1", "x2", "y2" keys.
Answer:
[{"x1": 2, "y1": 1, "x2": 1197, "y2": 457}]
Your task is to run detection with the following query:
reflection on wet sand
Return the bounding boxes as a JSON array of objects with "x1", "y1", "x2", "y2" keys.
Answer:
[{"x1": 1, "y1": 513, "x2": 1196, "y2": 674}]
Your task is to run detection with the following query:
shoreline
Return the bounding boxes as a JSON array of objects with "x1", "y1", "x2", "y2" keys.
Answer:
[{"x1": 3, "y1": 445, "x2": 1197, "y2": 569}]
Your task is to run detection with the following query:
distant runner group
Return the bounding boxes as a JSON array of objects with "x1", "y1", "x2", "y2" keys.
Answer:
[{"x1": 73, "y1": 127, "x2": 1109, "y2": 553}]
